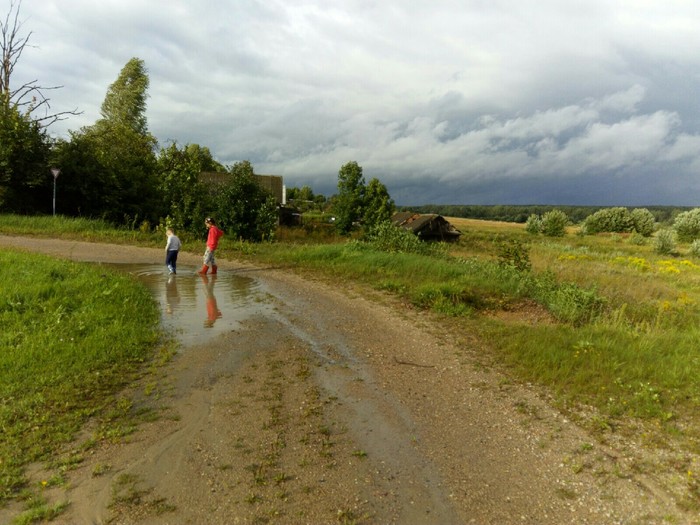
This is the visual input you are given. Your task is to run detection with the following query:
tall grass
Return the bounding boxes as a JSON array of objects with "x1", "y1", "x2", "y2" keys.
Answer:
[{"x1": 0, "y1": 249, "x2": 162, "y2": 504}]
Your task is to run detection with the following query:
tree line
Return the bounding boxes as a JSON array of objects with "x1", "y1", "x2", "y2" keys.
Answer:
[
  {"x1": 399, "y1": 204, "x2": 693, "y2": 226},
  {"x1": 0, "y1": 2, "x2": 394, "y2": 240}
]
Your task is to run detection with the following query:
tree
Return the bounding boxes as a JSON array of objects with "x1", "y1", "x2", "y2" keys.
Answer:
[
  {"x1": 673, "y1": 208, "x2": 700, "y2": 242},
  {"x1": 212, "y1": 160, "x2": 278, "y2": 242},
  {"x1": 183, "y1": 143, "x2": 225, "y2": 173},
  {"x1": 54, "y1": 58, "x2": 159, "y2": 224},
  {"x1": 99, "y1": 58, "x2": 150, "y2": 135},
  {"x1": 333, "y1": 161, "x2": 366, "y2": 234},
  {"x1": 540, "y1": 209, "x2": 569, "y2": 237},
  {"x1": 0, "y1": 100, "x2": 50, "y2": 212},
  {"x1": 155, "y1": 142, "x2": 214, "y2": 234},
  {"x1": 362, "y1": 178, "x2": 395, "y2": 229},
  {"x1": 1, "y1": 0, "x2": 79, "y2": 125}
]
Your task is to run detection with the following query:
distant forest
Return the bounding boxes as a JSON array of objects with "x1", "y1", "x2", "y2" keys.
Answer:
[{"x1": 396, "y1": 205, "x2": 695, "y2": 225}]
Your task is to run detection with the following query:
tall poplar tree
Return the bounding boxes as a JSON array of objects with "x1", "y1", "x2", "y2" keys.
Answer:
[{"x1": 55, "y1": 58, "x2": 160, "y2": 223}]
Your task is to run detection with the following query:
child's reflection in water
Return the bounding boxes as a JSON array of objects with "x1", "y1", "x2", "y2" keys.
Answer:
[
  {"x1": 201, "y1": 274, "x2": 222, "y2": 327},
  {"x1": 165, "y1": 274, "x2": 180, "y2": 314}
]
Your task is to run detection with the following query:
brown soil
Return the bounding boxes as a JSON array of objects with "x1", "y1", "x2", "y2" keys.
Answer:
[{"x1": 0, "y1": 235, "x2": 697, "y2": 524}]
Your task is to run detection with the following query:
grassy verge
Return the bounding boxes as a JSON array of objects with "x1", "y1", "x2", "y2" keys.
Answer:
[{"x1": 0, "y1": 247, "x2": 163, "y2": 512}]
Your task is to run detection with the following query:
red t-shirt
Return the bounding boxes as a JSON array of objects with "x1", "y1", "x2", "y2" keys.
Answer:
[{"x1": 207, "y1": 226, "x2": 224, "y2": 250}]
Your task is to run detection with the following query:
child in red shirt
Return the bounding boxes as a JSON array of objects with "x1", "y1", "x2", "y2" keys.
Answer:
[{"x1": 198, "y1": 217, "x2": 224, "y2": 275}]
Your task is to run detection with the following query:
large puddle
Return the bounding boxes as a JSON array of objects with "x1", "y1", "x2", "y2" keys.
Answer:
[{"x1": 106, "y1": 264, "x2": 273, "y2": 347}]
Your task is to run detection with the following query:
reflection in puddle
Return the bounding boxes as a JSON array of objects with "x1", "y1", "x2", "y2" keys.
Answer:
[{"x1": 105, "y1": 264, "x2": 272, "y2": 348}]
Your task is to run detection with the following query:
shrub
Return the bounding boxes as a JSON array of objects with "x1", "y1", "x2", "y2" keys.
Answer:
[
  {"x1": 690, "y1": 239, "x2": 700, "y2": 257},
  {"x1": 673, "y1": 208, "x2": 700, "y2": 242},
  {"x1": 628, "y1": 232, "x2": 647, "y2": 246},
  {"x1": 540, "y1": 209, "x2": 569, "y2": 237},
  {"x1": 582, "y1": 207, "x2": 635, "y2": 234},
  {"x1": 630, "y1": 208, "x2": 656, "y2": 237},
  {"x1": 214, "y1": 161, "x2": 279, "y2": 242},
  {"x1": 364, "y1": 221, "x2": 445, "y2": 256},
  {"x1": 496, "y1": 237, "x2": 531, "y2": 272},
  {"x1": 654, "y1": 229, "x2": 676, "y2": 255},
  {"x1": 525, "y1": 214, "x2": 542, "y2": 235}
]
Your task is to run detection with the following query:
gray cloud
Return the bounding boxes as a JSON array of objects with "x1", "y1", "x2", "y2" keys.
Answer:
[{"x1": 14, "y1": 0, "x2": 700, "y2": 205}]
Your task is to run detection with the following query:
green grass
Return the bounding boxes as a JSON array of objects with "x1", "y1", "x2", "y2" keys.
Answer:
[{"x1": 0, "y1": 248, "x2": 162, "y2": 507}]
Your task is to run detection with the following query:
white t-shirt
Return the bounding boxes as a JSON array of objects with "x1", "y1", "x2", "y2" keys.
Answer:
[{"x1": 165, "y1": 234, "x2": 181, "y2": 252}]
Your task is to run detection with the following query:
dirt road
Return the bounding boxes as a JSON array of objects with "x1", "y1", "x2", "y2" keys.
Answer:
[{"x1": 0, "y1": 235, "x2": 693, "y2": 524}]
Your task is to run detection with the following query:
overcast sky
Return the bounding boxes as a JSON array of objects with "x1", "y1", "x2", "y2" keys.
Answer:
[{"x1": 12, "y1": 0, "x2": 700, "y2": 205}]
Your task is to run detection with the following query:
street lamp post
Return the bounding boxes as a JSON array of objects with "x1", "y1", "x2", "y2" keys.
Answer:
[{"x1": 51, "y1": 168, "x2": 61, "y2": 216}]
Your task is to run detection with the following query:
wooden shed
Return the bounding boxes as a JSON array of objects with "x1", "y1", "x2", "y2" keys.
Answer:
[{"x1": 391, "y1": 212, "x2": 462, "y2": 242}]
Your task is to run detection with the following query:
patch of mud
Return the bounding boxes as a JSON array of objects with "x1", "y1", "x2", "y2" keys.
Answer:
[{"x1": 486, "y1": 299, "x2": 556, "y2": 325}]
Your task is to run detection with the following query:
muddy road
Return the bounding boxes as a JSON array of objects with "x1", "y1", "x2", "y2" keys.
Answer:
[{"x1": 0, "y1": 235, "x2": 691, "y2": 524}]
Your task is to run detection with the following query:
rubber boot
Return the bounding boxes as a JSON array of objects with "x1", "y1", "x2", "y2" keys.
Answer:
[
  {"x1": 197, "y1": 264, "x2": 209, "y2": 275},
  {"x1": 211, "y1": 265, "x2": 218, "y2": 275}
]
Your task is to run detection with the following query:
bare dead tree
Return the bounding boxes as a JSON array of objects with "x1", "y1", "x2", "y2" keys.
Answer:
[{"x1": 1, "y1": 0, "x2": 80, "y2": 126}]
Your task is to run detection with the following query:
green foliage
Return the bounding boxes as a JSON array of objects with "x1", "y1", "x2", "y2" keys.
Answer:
[
  {"x1": 628, "y1": 232, "x2": 647, "y2": 246},
  {"x1": 155, "y1": 142, "x2": 210, "y2": 235},
  {"x1": 496, "y1": 237, "x2": 531, "y2": 272},
  {"x1": 400, "y1": 204, "x2": 689, "y2": 226},
  {"x1": 287, "y1": 185, "x2": 326, "y2": 213},
  {"x1": 690, "y1": 239, "x2": 700, "y2": 258},
  {"x1": 362, "y1": 220, "x2": 445, "y2": 256},
  {"x1": 213, "y1": 161, "x2": 278, "y2": 242},
  {"x1": 51, "y1": 58, "x2": 160, "y2": 225},
  {"x1": 672, "y1": 208, "x2": 700, "y2": 242},
  {"x1": 0, "y1": 99, "x2": 51, "y2": 213},
  {"x1": 99, "y1": 57, "x2": 150, "y2": 135},
  {"x1": 630, "y1": 208, "x2": 656, "y2": 237},
  {"x1": 531, "y1": 272, "x2": 605, "y2": 326},
  {"x1": 540, "y1": 209, "x2": 568, "y2": 237},
  {"x1": 332, "y1": 161, "x2": 395, "y2": 235},
  {"x1": 333, "y1": 161, "x2": 366, "y2": 234},
  {"x1": 0, "y1": 250, "x2": 160, "y2": 504},
  {"x1": 525, "y1": 214, "x2": 542, "y2": 234},
  {"x1": 654, "y1": 229, "x2": 677, "y2": 255},
  {"x1": 582, "y1": 207, "x2": 657, "y2": 237},
  {"x1": 583, "y1": 207, "x2": 635, "y2": 234},
  {"x1": 362, "y1": 178, "x2": 395, "y2": 229}
]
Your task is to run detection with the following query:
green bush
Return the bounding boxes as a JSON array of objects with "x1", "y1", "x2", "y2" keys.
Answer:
[
  {"x1": 654, "y1": 229, "x2": 676, "y2": 255},
  {"x1": 672, "y1": 208, "x2": 700, "y2": 242},
  {"x1": 690, "y1": 239, "x2": 700, "y2": 257},
  {"x1": 525, "y1": 214, "x2": 542, "y2": 234},
  {"x1": 496, "y1": 237, "x2": 531, "y2": 272},
  {"x1": 628, "y1": 232, "x2": 647, "y2": 246},
  {"x1": 583, "y1": 207, "x2": 635, "y2": 234},
  {"x1": 630, "y1": 208, "x2": 656, "y2": 237},
  {"x1": 363, "y1": 221, "x2": 445, "y2": 256},
  {"x1": 540, "y1": 209, "x2": 569, "y2": 237}
]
